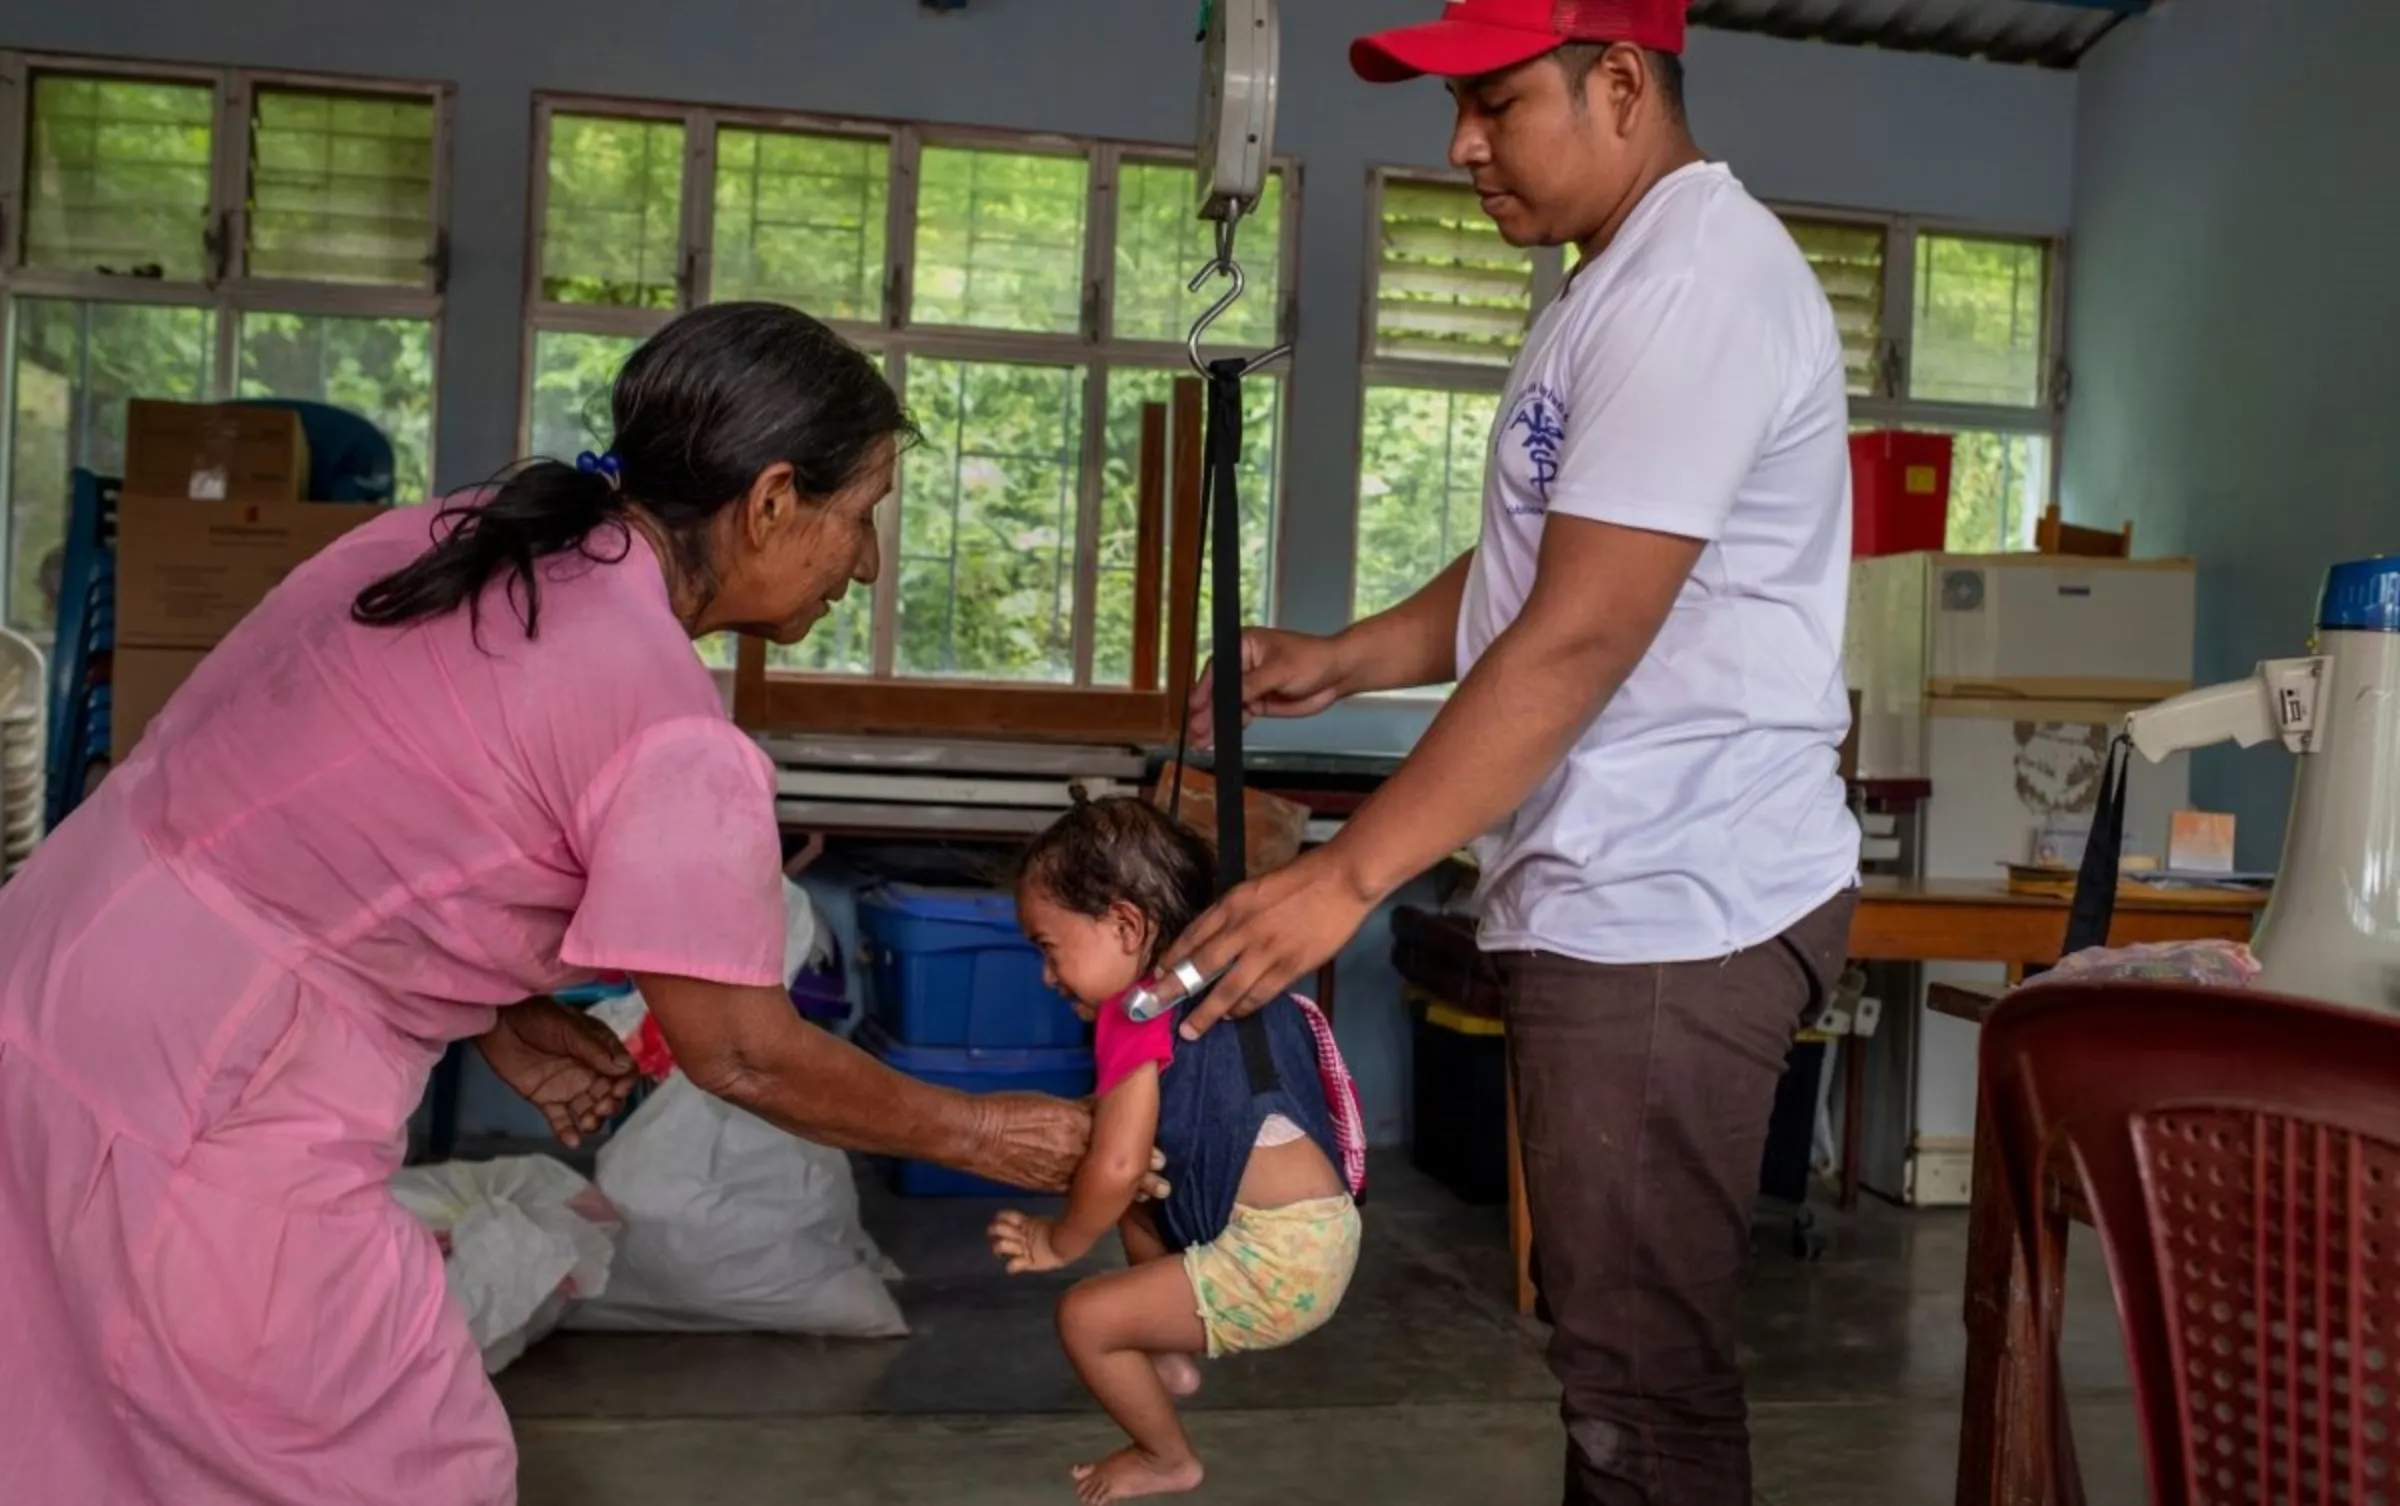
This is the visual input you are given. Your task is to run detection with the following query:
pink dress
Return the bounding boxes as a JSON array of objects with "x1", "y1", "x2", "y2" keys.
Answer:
[{"x1": 0, "y1": 509, "x2": 787, "y2": 1505}]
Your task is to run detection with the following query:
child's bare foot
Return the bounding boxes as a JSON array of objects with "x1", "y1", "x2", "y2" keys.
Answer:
[
  {"x1": 1071, "y1": 1446, "x2": 1204, "y2": 1504},
  {"x1": 1148, "y1": 1353, "x2": 1203, "y2": 1398}
]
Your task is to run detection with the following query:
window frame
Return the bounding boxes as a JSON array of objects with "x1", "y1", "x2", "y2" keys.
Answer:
[
  {"x1": 0, "y1": 50, "x2": 454, "y2": 628},
  {"x1": 521, "y1": 95, "x2": 1302, "y2": 691}
]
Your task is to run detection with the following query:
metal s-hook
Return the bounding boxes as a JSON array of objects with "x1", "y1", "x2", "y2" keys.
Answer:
[{"x1": 1185, "y1": 208, "x2": 1292, "y2": 377}]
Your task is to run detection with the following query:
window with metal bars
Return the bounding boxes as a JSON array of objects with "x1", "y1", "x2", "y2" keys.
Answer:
[
  {"x1": 0, "y1": 55, "x2": 451, "y2": 636},
  {"x1": 522, "y1": 97, "x2": 1298, "y2": 688}
]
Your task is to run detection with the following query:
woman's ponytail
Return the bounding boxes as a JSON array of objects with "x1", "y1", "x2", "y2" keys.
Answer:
[{"x1": 351, "y1": 456, "x2": 625, "y2": 638}]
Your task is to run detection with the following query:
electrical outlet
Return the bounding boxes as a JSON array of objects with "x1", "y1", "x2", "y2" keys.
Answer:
[{"x1": 1852, "y1": 994, "x2": 1883, "y2": 1038}]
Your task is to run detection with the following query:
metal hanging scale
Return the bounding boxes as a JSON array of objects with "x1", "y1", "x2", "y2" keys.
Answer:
[
  {"x1": 1195, "y1": 0, "x2": 1280, "y2": 223},
  {"x1": 1126, "y1": 0, "x2": 1288, "y2": 1026}
]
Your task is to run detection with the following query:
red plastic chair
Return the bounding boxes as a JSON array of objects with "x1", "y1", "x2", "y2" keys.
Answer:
[{"x1": 1980, "y1": 981, "x2": 2400, "y2": 1505}]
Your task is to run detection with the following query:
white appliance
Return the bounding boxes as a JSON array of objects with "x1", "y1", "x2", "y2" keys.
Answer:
[
  {"x1": 2123, "y1": 556, "x2": 2400, "y2": 1015},
  {"x1": 1845, "y1": 552, "x2": 2198, "y2": 1205}
]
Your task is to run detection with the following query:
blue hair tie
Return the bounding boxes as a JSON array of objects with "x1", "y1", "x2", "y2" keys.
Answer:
[{"x1": 575, "y1": 450, "x2": 623, "y2": 491}]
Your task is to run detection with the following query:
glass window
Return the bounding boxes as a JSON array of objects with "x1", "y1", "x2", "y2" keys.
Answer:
[
  {"x1": 7, "y1": 299, "x2": 217, "y2": 630},
  {"x1": 1094, "y1": 367, "x2": 1281, "y2": 686},
  {"x1": 1911, "y1": 233, "x2": 2048, "y2": 408},
  {"x1": 1354, "y1": 385, "x2": 1498, "y2": 622},
  {"x1": 710, "y1": 127, "x2": 888, "y2": 320},
  {"x1": 1784, "y1": 217, "x2": 1886, "y2": 397},
  {"x1": 1372, "y1": 179, "x2": 1535, "y2": 366},
  {"x1": 541, "y1": 114, "x2": 685, "y2": 309},
  {"x1": 526, "y1": 329, "x2": 641, "y2": 461},
  {"x1": 1113, "y1": 162, "x2": 1283, "y2": 348},
  {"x1": 23, "y1": 74, "x2": 216, "y2": 280},
  {"x1": 238, "y1": 313, "x2": 436, "y2": 500},
  {"x1": 1936, "y1": 428, "x2": 2052, "y2": 553},
  {"x1": 247, "y1": 88, "x2": 438, "y2": 286},
  {"x1": 896, "y1": 358, "x2": 1086, "y2": 681},
  {"x1": 911, "y1": 146, "x2": 1089, "y2": 334}
]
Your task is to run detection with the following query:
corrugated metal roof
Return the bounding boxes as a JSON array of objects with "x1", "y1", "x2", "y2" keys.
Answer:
[{"x1": 1690, "y1": 0, "x2": 2146, "y2": 69}]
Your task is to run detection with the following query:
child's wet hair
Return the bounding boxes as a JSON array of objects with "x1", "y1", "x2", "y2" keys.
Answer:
[{"x1": 1017, "y1": 793, "x2": 1217, "y2": 971}]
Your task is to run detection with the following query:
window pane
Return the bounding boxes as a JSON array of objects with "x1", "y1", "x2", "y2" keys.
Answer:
[
  {"x1": 1094, "y1": 368, "x2": 1281, "y2": 686},
  {"x1": 1784, "y1": 217, "x2": 1885, "y2": 397},
  {"x1": 24, "y1": 74, "x2": 216, "y2": 280},
  {"x1": 7, "y1": 299, "x2": 216, "y2": 631},
  {"x1": 238, "y1": 313, "x2": 435, "y2": 500},
  {"x1": 1936, "y1": 429, "x2": 2051, "y2": 553},
  {"x1": 1373, "y1": 179, "x2": 1533, "y2": 366},
  {"x1": 1113, "y1": 163, "x2": 1283, "y2": 348},
  {"x1": 247, "y1": 89, "x2": 437, "y2": 285},
  {"x1": 1355, "y1": 385, "x2": 1497, "y2": 622},
  {"x1": 711, "y1": 128, "x2": 888, "y2": 320},
  {"x1": 912, "y1": 147, "x2": 1089, "y2": 334},
  {"x1": 1911, "y1": 234, "x2": 2048, "y2": 407},
  {"x1": 761, "y1": 348, "x2": 883, "y2": 678},
  {"x1": 896, "y1": 359, "x2": 1084, "y2": 681},
  {"x1": 526, "y1": 329, "x2": 641, "y2": 462},
  {"x1": 542, "y1": 115, "x2": 684, "y2": 308}
]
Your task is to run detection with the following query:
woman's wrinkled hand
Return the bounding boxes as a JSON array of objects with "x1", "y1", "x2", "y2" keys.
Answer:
[
  {"x1": 476, "y1": 998, "x2": 639, "y2": 1149},
  {"x1": 966, "y1": 1093, "x2": 1171, "y2": 1200}
]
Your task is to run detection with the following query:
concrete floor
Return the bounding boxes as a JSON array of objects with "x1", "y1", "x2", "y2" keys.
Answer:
[{"x1": 498, "y1": 1158, "x2": 2145, "y2": 1505}]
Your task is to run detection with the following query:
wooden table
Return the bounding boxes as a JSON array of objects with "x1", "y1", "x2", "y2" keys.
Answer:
[{"x1": 1502, "y1": 878, "x2": 2264, "y2": 1328}]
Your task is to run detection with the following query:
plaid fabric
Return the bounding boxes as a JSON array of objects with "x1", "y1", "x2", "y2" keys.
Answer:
[{"x1": 1289, "y1": 994, "x2": 1368, "y2": 1197}]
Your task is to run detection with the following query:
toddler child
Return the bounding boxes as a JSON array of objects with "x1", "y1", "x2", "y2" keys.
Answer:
[{"x1": 988, "y1": 794, "x2": 1366, "y2": 1504}]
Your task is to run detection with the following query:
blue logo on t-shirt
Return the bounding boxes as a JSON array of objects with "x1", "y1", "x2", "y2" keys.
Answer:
[{"x1": 1506, "y1": 383, "x2": 1569, "y2": 514}]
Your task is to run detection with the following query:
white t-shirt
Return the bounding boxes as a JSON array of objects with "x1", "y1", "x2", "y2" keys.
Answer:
[{"x1": 1458, "y1": 161, "x2": 1860, "y2": 965}]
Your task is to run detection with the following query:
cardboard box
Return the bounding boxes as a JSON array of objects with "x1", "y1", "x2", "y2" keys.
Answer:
[
  {"x1": 123, "y1": 401, "x2": 308, "y2": 504},
  {"x1": 116, "y1": 497, "x2": 382, "y2": 648},
  {"x1": 110, "y1": 647, "x2": 210, "y2": 761}
]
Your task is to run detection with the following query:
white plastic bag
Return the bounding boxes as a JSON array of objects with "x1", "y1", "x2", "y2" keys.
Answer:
[
  {"x1": 389, "y1": 1155, "x2": 621, "y2": 1374},
  {"x1": 564, "y1": 1070, "x2": 908, "y2": 1338}
]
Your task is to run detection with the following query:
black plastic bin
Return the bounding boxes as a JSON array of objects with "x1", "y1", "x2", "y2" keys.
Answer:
[{"x1": 1409, "y1": 995, "x2": 1512, "y2": 1205}]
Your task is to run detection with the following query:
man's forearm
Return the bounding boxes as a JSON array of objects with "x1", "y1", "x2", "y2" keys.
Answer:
[{"x1": 1331, "y1": 550, "x2": 1472, "y2": 696}]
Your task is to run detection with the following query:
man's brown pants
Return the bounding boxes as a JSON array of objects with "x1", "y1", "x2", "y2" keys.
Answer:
[{"x1": 1501, "y1": 891, "x2": 1856, "y2": 1505}]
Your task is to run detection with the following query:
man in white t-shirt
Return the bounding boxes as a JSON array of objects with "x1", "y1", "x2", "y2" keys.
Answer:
[{"x1": 1156, "y1": 1, "x2": 1861, "y2": 1499}]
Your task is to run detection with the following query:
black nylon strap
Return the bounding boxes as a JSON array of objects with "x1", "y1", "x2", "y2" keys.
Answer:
[
  {"x1": 2061, "y1": 735, "x2": 2132, "y2": 960},
  {"x1": 1203, "y1": 357, "x2": 1249, "y2": 893}
]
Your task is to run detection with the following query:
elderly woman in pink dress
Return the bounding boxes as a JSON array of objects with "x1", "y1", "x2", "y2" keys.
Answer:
[{"x1": 0, "y1": 303, "x2": 1109, "y2": 1504}]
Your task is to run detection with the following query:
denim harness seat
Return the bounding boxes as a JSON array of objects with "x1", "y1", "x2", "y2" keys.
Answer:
[{"x1": 1152, "y1": 994, "x2": 1343, "y2": 1254}]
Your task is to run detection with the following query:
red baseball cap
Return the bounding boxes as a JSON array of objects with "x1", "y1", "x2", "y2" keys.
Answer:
[{"x1": 1351, "y1": 0, "x2": 1688, "y2": 84}]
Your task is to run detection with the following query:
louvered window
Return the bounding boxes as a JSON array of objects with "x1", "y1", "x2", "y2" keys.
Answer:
[
  {"x1": 247, "y1": 87, "x2": 438, "y2": 286},
  {"x1": 1, "y1": 58, "x2": 450, "y2": 634},
  {"x1": 1372, "y1": 178, "x2": 1536, "y2": 367}
]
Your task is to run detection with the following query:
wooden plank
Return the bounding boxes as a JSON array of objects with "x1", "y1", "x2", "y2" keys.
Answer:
[
  {"x1": 1926, "y1": 675, "x2": 2191, "y2": 702},
  {"x1": 747, "y1": 676, "x2": 1176, "y2": 743},
  {"x1": 733, "y1": 634, "x2": 768, "y2": 724},
  {"x1": 1131, "y1": 401, "x2": 1166, "y2": 692},
  {"x1": 1848, "y1": 896, "x2": 2254, "y2": 967}
]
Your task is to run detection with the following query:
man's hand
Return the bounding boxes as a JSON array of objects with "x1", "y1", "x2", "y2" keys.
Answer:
[
  {"x1": 1148, "y1": 846, "x2": 1378, "y2": 1040},
  {"x1": 1188, "y1": 628, "x2": 1352, "y2": 749},
  {"x1": 987, "y1": 1210, "x2": 1072, "y2": 1275},
  {"x1": 476, "y1": 998, "x2": 638, "y2": 1149}
]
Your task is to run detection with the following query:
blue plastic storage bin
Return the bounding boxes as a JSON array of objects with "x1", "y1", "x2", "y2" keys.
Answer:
[
  {"x1": 857, "y1": 884, "x2": 1087, "y2": 1050},
  {"x1": 860, "y1": 1021, "x2": 1095, "y2": 1197}
]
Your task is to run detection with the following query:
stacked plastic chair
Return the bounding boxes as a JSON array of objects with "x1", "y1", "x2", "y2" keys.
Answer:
[
  {"x1": 0, "y1": 626, "x2": 44, "y2": 878},
  {"x1": 44, "y1": 468, "x2": 117, "y2": 833}
]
